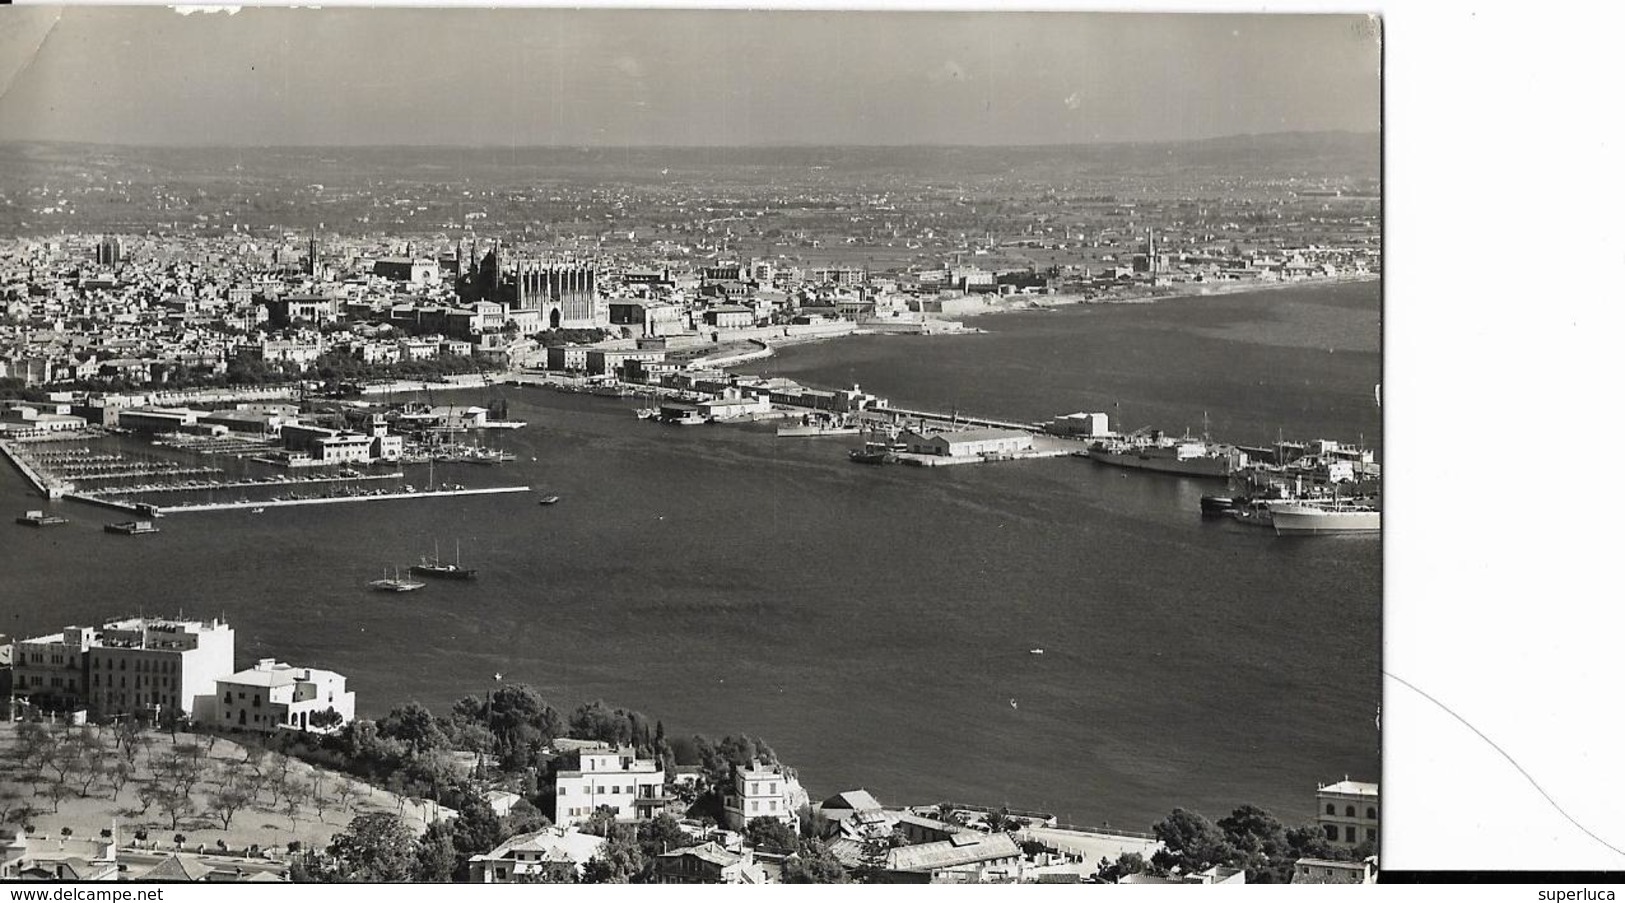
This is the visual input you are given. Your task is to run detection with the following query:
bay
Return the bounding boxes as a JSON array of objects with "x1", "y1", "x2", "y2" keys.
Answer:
[{"x1": 0, "y1": 280, "x2": 1380, "y2": 831}]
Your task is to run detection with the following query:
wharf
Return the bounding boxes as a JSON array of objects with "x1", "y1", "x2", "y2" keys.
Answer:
[
  {"x1": 0, "y1": 438, "x2": 73, "y2": 498},
  {"x1": 97, "y1": 472, "x2": 406, "y2": 496},
  {"x1": 872, "y1": 407, "x2": 1042, "y2": 433},
  {"x1": 160, "y1": 484, "x2": 531, "y2": 513},
  {"x1": 71, "y1": 466, "x2": 223, "y2": 481}
]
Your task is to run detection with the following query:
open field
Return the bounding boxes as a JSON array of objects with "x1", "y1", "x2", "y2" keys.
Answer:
[{"x1": 0, "y1": 722, "x2": 451, "y2": 857}]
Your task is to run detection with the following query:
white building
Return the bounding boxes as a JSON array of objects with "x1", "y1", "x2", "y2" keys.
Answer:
[
  {"x1": 213, "y1": 658, "x2": 355, "y2": 734},
  {"x1": 11, "y1": 617, "x2": 234, "y2": 718},
  {"x1": 721, "y1": 761, "x2": 807, "y2": 831},
  {"x1": 902, "y1": 427, "x2": 1033, "y2": 458},
  {"x1": 553, "y1": 744, "x2": 668, "y2": 825},
  {"x1": 1316, "y1": 779, "x2": 1379, "y2": 847}
]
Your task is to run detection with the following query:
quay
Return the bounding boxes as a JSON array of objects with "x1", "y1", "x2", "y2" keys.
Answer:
[
  {"x1": 96, "y1": 472, "x2": 406, "y2": 495},
  {"x1": 0, "y1": 438, "x2": 74, "y2": 498},
  {"x1": 873, "y1": 406, "x2": 1043, "y2": 433},
  {"x1": 68, "y1": 466, "x2": 223, "y2": 481},
  {"x1": 159, "y1": 484, "x2": 531, "y2": 513}
]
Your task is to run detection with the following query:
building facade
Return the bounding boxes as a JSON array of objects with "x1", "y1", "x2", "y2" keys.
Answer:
[
  {"x1": 1316, "y1": 779, "x2": 1379, "y2": 846},
  {"x1": 553, "y1": 744, "x2": 668, "y2": 825},
  {"x1": 721, "y1": 761, "x2": 807, "y2": 831},
  {"x1": 213, "y1": 658, "x2": 355, "y2": 734},
  {"x1": 11, "y1": 617, "x2": 234, "y2": 718}
]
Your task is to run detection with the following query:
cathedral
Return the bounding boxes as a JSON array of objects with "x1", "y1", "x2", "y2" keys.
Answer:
[{"x1": 455, "y1": 238, "x2": 603, "y2": 332}]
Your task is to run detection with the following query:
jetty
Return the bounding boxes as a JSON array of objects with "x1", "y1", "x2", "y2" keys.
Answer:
[{"x1": 158, "y1": 484, "x2": 532, "y2": 514}]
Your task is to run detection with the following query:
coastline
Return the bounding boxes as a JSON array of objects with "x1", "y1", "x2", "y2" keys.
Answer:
[{"x1": 937, "y1": 272, "x2": 1382, "y2": 323}]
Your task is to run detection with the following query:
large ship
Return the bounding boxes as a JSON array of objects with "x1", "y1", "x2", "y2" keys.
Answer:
[
  {"x1": 1087, "y1": 433, "x2": 1245, "y2": 479},
  {"x1": 1270, "y1": 500, "x2": 1381, "y2": 535}
]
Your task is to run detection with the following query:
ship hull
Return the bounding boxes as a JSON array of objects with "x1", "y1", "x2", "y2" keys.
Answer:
[
  {"x1": 1270, "y1": 505, "x2": 1381, "y2": 535},
  {"x1": 1089, "y1": 448, "x2": 1234, "y2": 478}
]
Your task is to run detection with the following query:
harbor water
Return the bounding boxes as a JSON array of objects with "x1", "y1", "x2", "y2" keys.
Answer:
[{"x1": 0, "y1": 280, "x2": 1380, "y2": 831}]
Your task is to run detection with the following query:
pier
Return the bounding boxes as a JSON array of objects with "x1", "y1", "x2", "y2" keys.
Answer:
[
  {"x1": 873, "y1": 406, "x2": 1043, "y2": 433},
  {"x1": 160, "y1": 484, "x2": 532, "y2": 513},
  {"x1": 95, "y1": 472, "x2": 406, "y2": 496}
]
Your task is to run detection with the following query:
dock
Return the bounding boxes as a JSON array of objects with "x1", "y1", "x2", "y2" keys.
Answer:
[
  {"x1": 873, "y1": 406, "x2": 1043, "y2": 432},
  {"x1": 97, "y1": 472, "x2": 406, "y2": 496},
  {"x1": 0, "y1": 438, "x2": 74, "y2": 498},
  {"x1": 159, "y1": 484, "x2": 532, "y2": 513}
]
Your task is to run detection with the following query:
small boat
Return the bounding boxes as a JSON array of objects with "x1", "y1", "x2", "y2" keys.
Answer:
[
  {"x1": 370, "y1": 567, "x2": 425, "y2": 593},
  {"x1": 537, "y1": 495, "x2": 561, "y2": 506},
  {"x1": 16, "y1": 510, "x2": 69, "y2": 527},
  {"x1": 1029, "y1": 648, "x2": 1044, "y2": 655},
  {"x1": 105, "y1": 520, "x2": 160, "y2": 535},
  {"x1": 249, "y1": 507, "x2": 266, "y2": 515}
]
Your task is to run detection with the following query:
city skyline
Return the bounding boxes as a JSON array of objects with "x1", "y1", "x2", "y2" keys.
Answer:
[{"x1": 0, "y1": 7, "x2": 1380, "y2": 148}]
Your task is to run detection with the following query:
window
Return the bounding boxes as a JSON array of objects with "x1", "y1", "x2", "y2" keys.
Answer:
[
  {"x1": 1367, "y1": 828, "x2": 1377, "y2": 842},
  {"x1": 558, "y1": 787, "x2": 566, "y2": 796},
  {"x1": 1325, "y1": 803, "x2": 1335, "y2": 816},
  {"x1": 1344, "y1": 826, "x2": 1356, "y2": 843},
  {"x1": 1344, "y1": 805, "x2": 1355, "y2": 818},
  {"x1": 1324, "y1": 825, "x2": 1337, "y2": 841},
  {"x1": 1366, "y1": 807, "x2": 1377, "y2": 820}
]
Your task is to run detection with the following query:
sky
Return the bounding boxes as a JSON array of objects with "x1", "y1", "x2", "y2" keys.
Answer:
[{"x1": 0, "y1": 6, "x2": 1380, "y2": 147}]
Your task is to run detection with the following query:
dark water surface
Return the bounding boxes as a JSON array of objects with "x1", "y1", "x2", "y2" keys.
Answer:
[{"x1": 0, "y1": 281, "x2": 1380, "y2": 830}]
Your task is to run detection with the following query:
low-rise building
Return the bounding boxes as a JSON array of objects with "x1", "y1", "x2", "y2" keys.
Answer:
[
  {"x1": 1, "y1": 834, "x2": 119, "y2": 881},
  {"x1": 213, "y1": 658, "x2": 354, "y2": 734},
  {"x1": 652, "y1": 842, "x2": 768, "y2": 884},
  {"x1": 553, "y1": 744, "x2": 668, "y2": 826},
  {"x1": 902, "y1": 427, "x2": 1032, "y2": 458},
  {"x1": 1292, "y1": 857, "x2": 1377, "y2": 884},
  {"x1": 467, "y1": 827, "x2": 606, "y2": 883}
]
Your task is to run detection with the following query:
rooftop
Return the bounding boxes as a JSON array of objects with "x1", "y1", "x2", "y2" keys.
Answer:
[{"x1": 1317, "y1": 780, "x2": 1379, "y2": 796}]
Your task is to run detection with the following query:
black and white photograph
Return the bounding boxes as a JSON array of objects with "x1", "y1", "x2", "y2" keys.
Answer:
[{"x1": 0, "y1": 0, "x2": 1452, "y2": 889}]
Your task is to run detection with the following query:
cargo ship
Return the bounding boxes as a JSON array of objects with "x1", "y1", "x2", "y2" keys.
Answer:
[
  {"x1": 1270, "y1": 500, "x2": 1381, "y2": 535},
  {"x1": 1087, "y1": 434, "x2": 1245, "y2": 479},
  {"x1": 104, "y1": 520, "x2": 160, "y2": 535}
]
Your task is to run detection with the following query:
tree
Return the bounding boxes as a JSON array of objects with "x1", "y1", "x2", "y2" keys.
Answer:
[
  {"x1": 283, "y1": 778, "x2": 309, "y2": 828},
  {"x1": 581, "y1": 827, "x2": 647, "y2": 884},
  {"x1": 1151, "y1": 808, "x2": 1236, "y2": 876},
  {"x1": 636, "y1": 813, "x2": 689, "y2": 859},
  {"x1": 1095, "y1": 852, "x2": 1149, "y2": 883},
  {"x1": 744, "y1": 816, "x2": 799, "y2": 855},
  {"x1": 208, "y1": 785, "x2": 254, "y2": 831},
  {"x1": 413, "y1": 821, "x2": 459, "y2": 883},
  {"x1": 156, "y1": 784, "x2": 194, "y2": 831},
  {"x1": 377, "y1": 702, "x2": 445, "y2": 754},
  {"x1": 1217, "y1": 804, "x2": 1293, "y2": 884},
  {"x1": 309, "y1": 707, "x2": 345, "y2": 732},
  {"x1": 325, "y1": 812, "x2": 421, "y2": 882},
  {"x1": 781, "y1": 839, "x2": 850, "y2": 884},
  {"x1": 580, "y1": 805, "x2": 619, "y2": 839}
]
